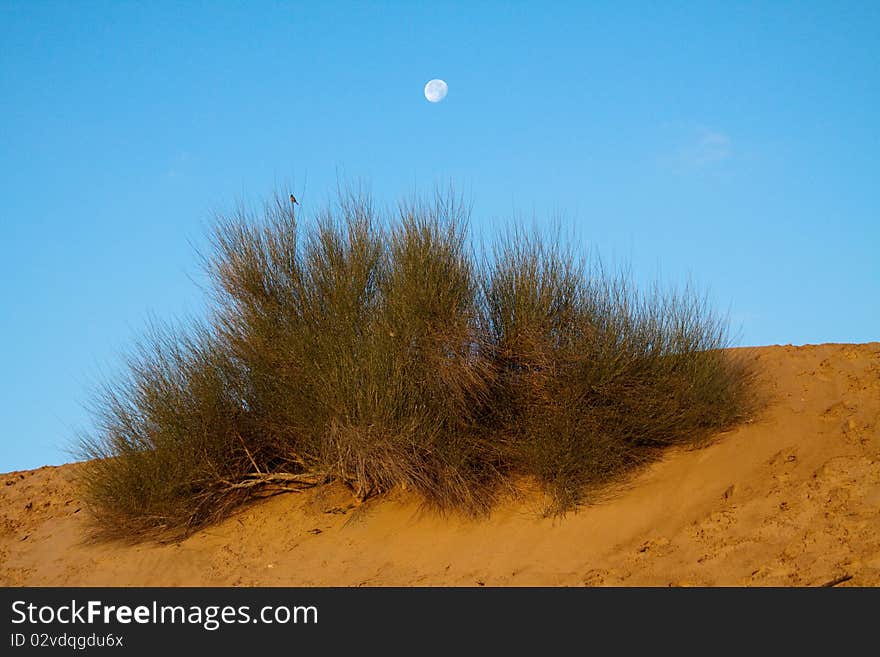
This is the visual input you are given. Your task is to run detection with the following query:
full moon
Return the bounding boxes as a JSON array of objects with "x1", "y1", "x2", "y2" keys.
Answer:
[{"x1": 424, "y1": 79, "x2": 448, "y2": 103}]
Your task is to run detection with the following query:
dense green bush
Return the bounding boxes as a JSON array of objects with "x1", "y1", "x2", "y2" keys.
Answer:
[{"x1": 78, "y1": 188, "x2": 756, "y2": 536}]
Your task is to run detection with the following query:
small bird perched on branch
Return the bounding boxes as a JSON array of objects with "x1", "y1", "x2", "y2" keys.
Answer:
[{"x1": 289, "y1": 194, "x2": 299, "y2": 205}]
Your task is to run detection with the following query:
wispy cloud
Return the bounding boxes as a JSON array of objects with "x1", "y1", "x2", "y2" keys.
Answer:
[
  {"x1": 656, "y1": 123, "x2": 738, "y2": 175},
  {"x1": 684, "y1": 128, "x2": 731, "y2": 166},
  {"x1": 671, "y1": 127, "x2": 732, "y2": 171}
]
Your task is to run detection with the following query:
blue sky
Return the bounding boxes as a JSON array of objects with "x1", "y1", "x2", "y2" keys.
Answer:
[{"x1": 1, "y1": 1, "x2": 878, "y2": 471}]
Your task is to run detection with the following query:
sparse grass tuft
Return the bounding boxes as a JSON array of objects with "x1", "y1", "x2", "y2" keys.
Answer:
[{"x1": 78, "y1": 187, "x2": 757, "y2": 537}]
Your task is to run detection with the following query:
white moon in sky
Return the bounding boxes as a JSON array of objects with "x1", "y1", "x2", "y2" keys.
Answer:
[{"x1": 424, "y1": 79, "x2": 448, "y2": 103}]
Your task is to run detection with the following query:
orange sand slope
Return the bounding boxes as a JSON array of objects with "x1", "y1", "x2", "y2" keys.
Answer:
[{"x1": 2, "y1": 343, "x2": 878, "y2": 587}]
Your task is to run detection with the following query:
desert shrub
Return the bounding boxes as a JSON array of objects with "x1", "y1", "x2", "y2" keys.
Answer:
[
  {"x1": 207, "y1": 190, "x2": 500, "y2": 510},
  {"x1": 78, "y1": 187, "x2": 756, "y2": 536},
  {"x1": 484, "y1": 228, "x2": 754, "y2": 512},
  {"x1": 78, "y1": 322, "x2": 272, "y2": 535}
]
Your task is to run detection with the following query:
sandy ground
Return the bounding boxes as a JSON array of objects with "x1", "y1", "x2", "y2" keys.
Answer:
[{"x1": 1, "y1": 342, "x2": 878, "y2": 587}]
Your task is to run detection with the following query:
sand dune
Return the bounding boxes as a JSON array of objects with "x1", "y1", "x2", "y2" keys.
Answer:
[{"x1": 2, "y1": 342, "x2": 878, "y2": 587}]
